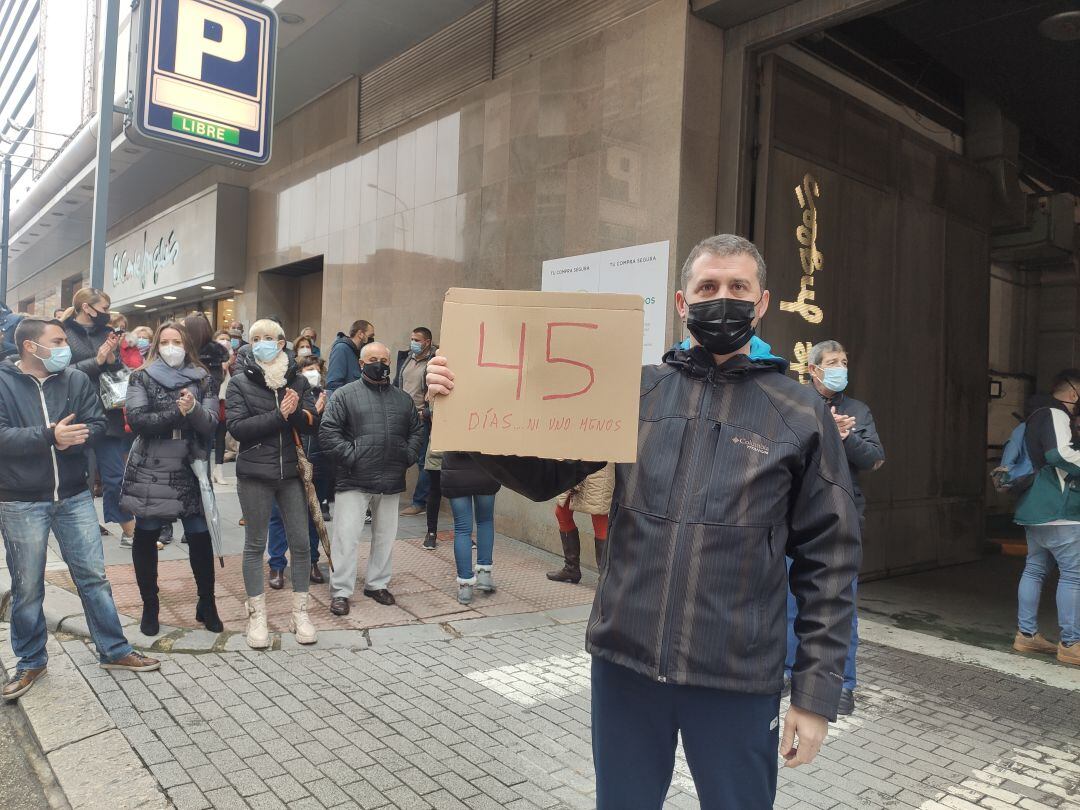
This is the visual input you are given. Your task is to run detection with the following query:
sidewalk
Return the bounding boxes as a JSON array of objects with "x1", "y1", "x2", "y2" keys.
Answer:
[{"x1": 41, "y1": 476, "x2": 597, "y2": 649}]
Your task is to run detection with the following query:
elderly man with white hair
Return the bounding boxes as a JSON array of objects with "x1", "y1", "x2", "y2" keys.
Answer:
[{"x1": 320, "y1": 341, "x2": 425, "y2": 614}]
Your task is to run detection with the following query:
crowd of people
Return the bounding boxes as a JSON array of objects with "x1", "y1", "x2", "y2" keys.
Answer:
[
  {"x1": 0, "y1": 290, "x2": 622, "y2": 661},
  {"x1": 1, "y1": 231, "x2": 1076, "y2": 808}
]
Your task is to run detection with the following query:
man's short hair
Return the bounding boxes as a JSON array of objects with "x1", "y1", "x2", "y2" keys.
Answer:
[
  {"x1": 1051, "y1": 369, "x2": 1080, "y2": 397},
  {"x1": 349, "y1": 320, "x2": 372, "y2": 338},
  {"x1": 15, "y1": 318, "x2": 61, "y2": 351},
  {"x1": 412, "y1": 327, "x2": 432, "y2": 342},
  {"x1": 808, "y1": 340, "x2": 846, "y2": 367},
  {"x1": 680, "y1": 234, "x2": 767, "y2": 291}
]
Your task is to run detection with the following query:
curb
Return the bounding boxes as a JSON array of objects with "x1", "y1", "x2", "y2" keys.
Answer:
[
  {"x1": 0, "y1": 542, "x2": 597, "y2": 657},
  {"x1": 2, "y1": 571, "x2": 594, "y2": 655},
  {"x1": 0, "y1": 627, "x2": 171, "y2": 809}
]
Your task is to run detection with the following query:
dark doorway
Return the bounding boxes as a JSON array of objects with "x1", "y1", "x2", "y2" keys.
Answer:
[
  {"x1": 257, "y1": 256, "x2": 324, "y2": 343},
  {"x1": 752, "y1": 56, "x2": 992, "y2": 579}
]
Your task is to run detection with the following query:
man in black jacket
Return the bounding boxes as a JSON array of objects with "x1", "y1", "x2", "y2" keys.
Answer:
[
  {"x1": 784, "y1": 339, "x2": 885, "y2": 717},
  {"x1": 321, "y1": 342, "x2": 424, "y2": 613},
  {"x1": 427, "y1": 235, "x2": 860, "y2": 809},
  {"x1": 0, "y1": 319, "x2": 159, "y2": 701}
]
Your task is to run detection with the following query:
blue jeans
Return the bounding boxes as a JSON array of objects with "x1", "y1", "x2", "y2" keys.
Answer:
[
  {"x1": 1019, "y1": 524, "x2": 1080, "y2": 645},
  {"x1": 784, "y1": 556, "x2": 858, "y2": 690},
  {"x1": 95, "y1": 435, "x2": 133, "y2": 525},
  {"x1": 267, "y1": 479, "x2": 327, "y2": 570},
  {"x1": 450, "y1": 494, "x2": 495, "y2": 580},
  {"x1": 592, "y1": 656, "x2": 779, "y2": 810},
  {"x1": 410, "y1": 426, "x2": 431, "y2": 507},
  {"x1": 0, "y1": 491, "x2": 133, "y2": 669}
]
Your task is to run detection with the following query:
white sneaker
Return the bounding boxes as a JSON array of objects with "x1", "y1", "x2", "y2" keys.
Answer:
[
  {"x1": 476, "y1": 565, "x2": 495, "y2": 593},
  {"x1": 457, "y1": 577, "x2": 476, "y2": 605},
  {"x1": 246, "y1": 594, "x2": 271, "y2": 649},
  {"x1": 289, "y1": 593, "x2": 318, "y2": 645},
  {"x1": 120, "y1": 534, "x2": 133, "y2": 549}
]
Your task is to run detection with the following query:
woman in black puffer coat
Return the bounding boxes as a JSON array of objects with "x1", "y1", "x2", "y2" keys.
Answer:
[
  {"x1": 226, "y1": 319, "x2": 320, "y2": 649},
  {"x1": 441, "y1": 452, "x2": 501, "y2": 606},
  {"x1": 120, "y1": 323, "x2": 220, "y2": 636}
]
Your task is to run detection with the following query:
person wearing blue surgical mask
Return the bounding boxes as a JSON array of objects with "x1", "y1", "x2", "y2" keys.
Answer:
[
  {"x1": 0, "y1": 318, "x2": 161, "y2": 700},
  {"x1": 227, "y1": 318, "x2": 321, "y2": 650},
  {"x1": 786, "y1": 339, "x2": 885, "y2": 718},
  {"x1": 394, "y1": 327, "x2": 436, "y2": 518}
]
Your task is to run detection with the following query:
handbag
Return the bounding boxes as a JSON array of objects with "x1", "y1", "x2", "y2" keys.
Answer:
[{"x1": 99, "y1": 367, "x2": 131, "y2": 410}]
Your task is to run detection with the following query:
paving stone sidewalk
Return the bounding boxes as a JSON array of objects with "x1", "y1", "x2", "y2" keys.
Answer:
[{"x1": 66, "y1": 619, "x2": 1080, "y2": 810}]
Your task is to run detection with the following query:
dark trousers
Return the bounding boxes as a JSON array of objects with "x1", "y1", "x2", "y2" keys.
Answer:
[
  {"x1": 426, "y1": 470, "x2": 442, "y2": 534},
  {"x1": 591, "y1": 656, "x2": 780, "y2": 810}
]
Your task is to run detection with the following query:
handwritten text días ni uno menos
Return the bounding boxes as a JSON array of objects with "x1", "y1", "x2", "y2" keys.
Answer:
[{"x1": 466, "y1": 410, "x2": 624, "y2": 433}]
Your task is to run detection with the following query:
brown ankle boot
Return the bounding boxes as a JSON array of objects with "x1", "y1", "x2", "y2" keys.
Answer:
[
  {"x1": 595, "y1": 538, "x2": 606, "y2": 572},
  {"x1": 547, "y1": 529, "x2": 582, "y2": 583}
]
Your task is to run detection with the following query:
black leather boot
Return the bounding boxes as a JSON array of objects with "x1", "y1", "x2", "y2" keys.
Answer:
[
  {"x1": 547, "y1": 529, "x2": 582, "y2": 583},
  {"x1": 595, "y1": 538, "x2": 606, "y2": 573},
  {"x1": 132, "y1": 528, "x2": 160, "y2": 636},
  {"x1": 187, "y1": 532, "x2": 223, "y2": 633}
]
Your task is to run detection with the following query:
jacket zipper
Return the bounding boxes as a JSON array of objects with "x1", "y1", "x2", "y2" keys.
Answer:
[
  {"x1": 32, "y1": 376, "x2": 61, "y2": 501},
  {"x1": 656, "y1": 375, "x2": 715, "y2": 683}
]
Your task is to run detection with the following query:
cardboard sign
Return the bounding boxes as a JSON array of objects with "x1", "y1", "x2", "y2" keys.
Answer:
[{"x1": 431, "y1": 288, "x2": 642, "y2": 462}]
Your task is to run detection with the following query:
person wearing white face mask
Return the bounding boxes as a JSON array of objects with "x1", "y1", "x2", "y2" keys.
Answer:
[
  {"x1": 784, "y1": 339, "x2": 884, "y2": 717},
  {"x1": 120, "y1": 323, "x2": 222, "y2": 637},
  {"x1": 266, "y1": 356, "x2": 330, "y2": 586},
  {"x1": 226, "y1": 319, "x2": 321, "y2": 648}
]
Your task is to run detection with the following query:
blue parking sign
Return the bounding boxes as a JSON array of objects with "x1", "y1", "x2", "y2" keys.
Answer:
[{"x1": 127, "y1": 0, "x2": 277, "y2": 167}]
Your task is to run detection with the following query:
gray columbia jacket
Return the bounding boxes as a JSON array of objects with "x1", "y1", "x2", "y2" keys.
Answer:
[{"x1": 475, "y1": 344, "x2": 861, "y2": 720}]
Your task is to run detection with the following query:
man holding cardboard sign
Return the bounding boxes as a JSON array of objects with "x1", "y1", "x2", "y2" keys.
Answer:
[{"x1": 427, "y1": 234, "x2": 860, "y2": 810}]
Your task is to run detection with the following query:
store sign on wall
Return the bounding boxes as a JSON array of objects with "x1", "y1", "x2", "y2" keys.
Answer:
[
  {"x1": 541, "y1": 241, "x2": 670, "y2": 365},
  {"x1": 111, "y1": 230, "x2": 180, "y2": 290},
  {"x1": 780, "y1": 174, "x2": 825, "y2": 384},
  {"x1": 104, "y1": 188, "x2": 220, "y2": 307},
  {"x1": 127, "y1": 0, "x2": 277, "y2": 167}
]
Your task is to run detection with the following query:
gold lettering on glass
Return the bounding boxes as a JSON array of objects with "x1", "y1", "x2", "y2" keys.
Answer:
[{"x1": 780, "y1": 174, "x2": 824, "y2": 384}]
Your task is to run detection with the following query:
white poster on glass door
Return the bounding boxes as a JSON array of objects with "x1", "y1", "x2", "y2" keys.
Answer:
[{"x1": 541, "y1": 240, "x2": 669, "y2": 365}]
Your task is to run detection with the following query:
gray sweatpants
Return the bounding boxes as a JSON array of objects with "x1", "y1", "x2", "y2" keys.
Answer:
[
  {"x1": 330, "y1": 490, "x2": 400, "y2": 597},
  {"x1": 237, "y1": 477, "x2": 310, "y2": 597}
]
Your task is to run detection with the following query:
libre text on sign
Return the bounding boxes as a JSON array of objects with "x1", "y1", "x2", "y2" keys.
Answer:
[
  {"x1": 127, "y1": 0, "x2": 277, "y2": 167},
  {"x1": 431, "y1": 288, "x2": 642, "y2": 463}
]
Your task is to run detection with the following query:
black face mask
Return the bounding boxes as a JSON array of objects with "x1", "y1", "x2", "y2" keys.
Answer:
[
  {"x1": 362, "y1": 361, "x2": 390, "y2": 384},
  {"x1": 88, "y1": 308, "x2": 111, "y2": 328},
  {"x1": 685, "y1": 297, "x2": 759, "y2": 356}
]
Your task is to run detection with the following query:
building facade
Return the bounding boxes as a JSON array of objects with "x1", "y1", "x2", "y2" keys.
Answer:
[{"x1": 2, "y1": 0, "x2": 1078, "y2": 576}]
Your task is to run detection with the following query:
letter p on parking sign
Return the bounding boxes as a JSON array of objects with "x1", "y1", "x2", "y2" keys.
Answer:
[{"x1": 127, "y1": 0, "x2": 277, "y2": 167}]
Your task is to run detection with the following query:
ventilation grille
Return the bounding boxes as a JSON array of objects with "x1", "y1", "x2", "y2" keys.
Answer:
[
  {"x1": 493, "y1": 0, "x2": 656, "y2": 76},
  {"x1": 358, "y1": 0, "x2": 658, "y2": 139},
  {"x1": 359, "y1": 3, "x2": 493, "y2": 141}
]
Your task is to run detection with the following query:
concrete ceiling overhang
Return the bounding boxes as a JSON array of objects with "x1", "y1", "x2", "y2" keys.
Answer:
[
  {"x1": 7, "y1": 0, "x2": 485, "y2": 288},
  {"x1": 691, "y1": 0, "x2": 803, "y2": 29}
]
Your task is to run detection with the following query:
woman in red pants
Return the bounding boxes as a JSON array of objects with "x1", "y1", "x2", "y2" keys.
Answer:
[{"x1": 548, "y1": 463, "x2": 615, "y2": 583}]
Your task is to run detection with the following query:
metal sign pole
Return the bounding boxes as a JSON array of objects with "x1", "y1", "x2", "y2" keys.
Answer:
[
  {"x1": 1, "y1": 155, "x2": 10, "y2": 307},
  {"x1": 89, "y1": 0, "x2": 122, "y2": 292}
]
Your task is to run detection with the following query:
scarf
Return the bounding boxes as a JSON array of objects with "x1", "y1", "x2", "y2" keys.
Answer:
[{"x1": 258, "y1": 350, "x2": 290, "y2": 391}]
